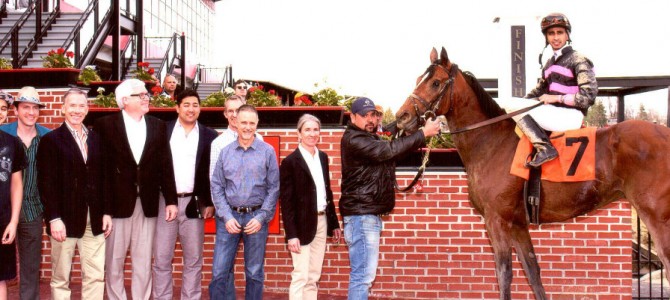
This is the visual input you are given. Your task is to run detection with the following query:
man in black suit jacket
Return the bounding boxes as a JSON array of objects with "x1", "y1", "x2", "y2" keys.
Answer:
[
  {"x1": 152, "y1": 89, "x2": 218, "y2": 300},
  {"x1": 94, "y1": 79, "x2": 178, "y2": 300},
  {"x1": 280, "y1": 114, "x2": 341, "y2": 299},
  {"x1": 37, "y1": 88, "x2": 111, "y2": 299}
]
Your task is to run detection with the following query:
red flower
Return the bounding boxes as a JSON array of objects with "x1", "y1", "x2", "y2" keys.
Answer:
[
  {"x1": 258, "y1": 84, "x2": 264, "y2": 90},
  {"x1": 269, "y1": 90, "x2": 275, "y2": 95},
  {"x1": 249, "y1": 87, "x2": 258, "y2": 93},
  {"x1": 384, "y1": 131, "x2": 392, "y2": 136},
  {"x1": 151, "y1": 86, "x2": 162, "y2": 96},
  {"x1": 303, "y1": 98, "x2": 312, "y2": 105},
  {"x1": 66, "y1": 51, "x2": 74, "y2": 58},
  {"x1": 148, "y1": 68, "x2": 155, "y2": 75},
  {"x1": 48, "y1": 50, "x2": 55, "y2": 56},
  {"x1": 57, "y1": 48, "x2": 65, "y2": 55},
  {"x1": 137, "y1": 62, "x2": 142, "y2": 67}
]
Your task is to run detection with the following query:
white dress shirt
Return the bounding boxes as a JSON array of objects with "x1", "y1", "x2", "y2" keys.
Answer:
[
  {"x1": 298, "y1": 144, "x2": 327, "y2": 212},
  {"x1": 121, "y1": 110, "x2": 147, "y2": 164},
  {"x1": 170, "y1": 121, "x2": 199, "y2": 194}
]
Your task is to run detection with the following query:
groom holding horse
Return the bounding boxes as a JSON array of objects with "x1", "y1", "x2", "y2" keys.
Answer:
[{"x1": 339, "y1": 97, "x2": 440, "y2": 299}]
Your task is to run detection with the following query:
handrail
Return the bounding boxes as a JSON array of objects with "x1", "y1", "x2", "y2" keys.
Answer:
[
  {"x1": 16, "y1": 0, "x2": 61, "y2": 68},
  {"x1": 144, "y1": 33, "x2": 178, "y2": 82},
  {"x1": 60, "y1": 0, "x2": 98, "y2": 56},
  {"x1": 75, "y1": 3, "x2": 113, "y2": 69},
  {"x1": 0, "y1": 2, "x2": 35, "y2": 63},
  {"x1": 120, "y1": 34, "x2": 136, "y2": 79},
  {"x1": 192, "y1": 63, "x2": 202, "y2": 90}
]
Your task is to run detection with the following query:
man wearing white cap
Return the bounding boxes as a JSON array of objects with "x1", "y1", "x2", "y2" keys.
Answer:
[{"x1": 0, "y1": 86, "x2": 50, "y2": 300}]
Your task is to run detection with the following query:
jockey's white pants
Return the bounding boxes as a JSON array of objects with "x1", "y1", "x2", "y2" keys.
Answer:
[{"x1": 494, "y1": 97, "x2": 584, "y2": 132}]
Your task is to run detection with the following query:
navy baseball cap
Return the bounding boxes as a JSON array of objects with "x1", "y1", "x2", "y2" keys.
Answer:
[{"x1": 351, "y1": 97, "x2": 376, "y2": 116}]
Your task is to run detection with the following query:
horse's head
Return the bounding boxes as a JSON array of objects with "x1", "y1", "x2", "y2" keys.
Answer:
[{"x1": 395, "y1": 47, "x2": 458, "y2": 135}]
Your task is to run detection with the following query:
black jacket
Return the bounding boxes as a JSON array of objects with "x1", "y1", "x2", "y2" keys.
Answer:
[
  {"x1": 37, "y1": 123, "x2": 106, "y2": 237},
  {"x1": 94, "y1": 113, "x2": 177, "y2": 218},
  {"x1": 166, "y1": 120, "x2": 218, "y2": 217},
  {"x1": 280, "y1": 148, "x2": 340, "y2": 245},
  {"x1": 339, "y1": 122, "x2": 425, "y2": 216}
]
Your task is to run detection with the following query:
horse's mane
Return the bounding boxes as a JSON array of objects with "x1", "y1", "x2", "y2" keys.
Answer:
[{"x1": 461, "y1": 70, "x2": 506, "y2": 118}]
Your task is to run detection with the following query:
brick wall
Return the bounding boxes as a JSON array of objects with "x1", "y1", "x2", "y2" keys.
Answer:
[{"x1": 14, "y1": 89, "x2": 631, "y2": 299}]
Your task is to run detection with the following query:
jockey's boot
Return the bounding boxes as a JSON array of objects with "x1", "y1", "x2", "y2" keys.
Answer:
[{"x1": 517, "y1": 115, "x2": 558, "y2": 168}]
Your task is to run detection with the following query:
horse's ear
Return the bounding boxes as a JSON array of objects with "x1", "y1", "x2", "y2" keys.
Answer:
[
  {"x1": 440, "y1": 47, "x2": 449, "y2": 65},
  {"x1": 430, "y1": 47, "x2": 438, "y2": 64}
]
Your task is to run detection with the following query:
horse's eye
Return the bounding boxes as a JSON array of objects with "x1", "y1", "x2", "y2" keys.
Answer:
[{"x1": 432, "y1": 81, "x2": 440, "y2": 88}]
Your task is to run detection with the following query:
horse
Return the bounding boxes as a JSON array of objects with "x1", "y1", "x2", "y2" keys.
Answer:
[{"x1": 394, "y1": 47, "x2": 670, "y2": 300}]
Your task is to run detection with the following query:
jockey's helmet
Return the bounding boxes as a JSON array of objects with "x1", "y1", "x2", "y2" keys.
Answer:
[{"x1": 541, "y1": 13, "x2": 571, "y2": 34}]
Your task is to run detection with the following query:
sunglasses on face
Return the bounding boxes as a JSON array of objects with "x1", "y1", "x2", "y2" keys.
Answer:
[
  {"x1": 236, "y1": 86, "x2": 247, "y2": 90},
  {"x1": 0, "y1": 94, "x2": 12, "y2": 101}
]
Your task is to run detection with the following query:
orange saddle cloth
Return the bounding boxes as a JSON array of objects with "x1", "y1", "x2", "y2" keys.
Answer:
[{"x1": 510, "y1": 127, "x2": 596, "y2": 182}]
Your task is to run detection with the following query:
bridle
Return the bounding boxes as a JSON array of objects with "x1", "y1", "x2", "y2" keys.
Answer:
[
  {"x1": 394, "y1": 62, "x2": 540, "y2": 192},
  {"x1": 408, "y1": 63, "x2": 459, "y2": 128},
  {"x1": 394, "y1": 63, "x2": 458, "y2": 192}
]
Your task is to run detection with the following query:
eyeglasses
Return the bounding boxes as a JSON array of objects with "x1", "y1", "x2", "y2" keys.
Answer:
[
  {"x1": 235, "y1": 86, "x2": 247, "y2": 90},
  {"x1": 0, "y1": 94, "x2": 12, "y2": 101},
  {"x1": 130, "y1": 93, "x2": 150, "y2": 99}
]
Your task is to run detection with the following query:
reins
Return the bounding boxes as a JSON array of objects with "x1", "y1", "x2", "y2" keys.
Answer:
[{"x1": 394, "y1": 62, "x2": 543, "y2": 191}]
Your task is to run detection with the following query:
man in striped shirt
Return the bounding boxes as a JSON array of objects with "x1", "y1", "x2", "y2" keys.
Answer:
[{"x1": 0, "y1": 86, "x2": 50, "y2": 300}]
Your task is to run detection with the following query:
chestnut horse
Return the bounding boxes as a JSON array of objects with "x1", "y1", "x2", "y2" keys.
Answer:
[{"x1": 395, "y1": 47, "x2": 670, "y2": 300}]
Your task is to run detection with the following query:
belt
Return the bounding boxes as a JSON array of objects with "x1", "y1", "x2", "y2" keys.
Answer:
[
  {"x1": 317, "y1": 211, "x2": 326, "y2": 216},
  {"x1": 230, "y1": 205, "x2": 261, "y2": 214},
  {"x1": 176, "y1": 192, "x2": 194, "y2": 198}
]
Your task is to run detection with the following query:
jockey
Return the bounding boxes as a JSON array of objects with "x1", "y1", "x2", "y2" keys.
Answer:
[{"x1": 511, "y1": 12, "x2": 598, "y2": 168}]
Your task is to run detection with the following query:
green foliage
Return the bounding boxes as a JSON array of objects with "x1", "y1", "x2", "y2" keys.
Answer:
[
  {"x1": 202, "y1": 90, "x2": 234, "y2": 107},
  {"x1": 150, "y1": 94, "x2": 175, "y2": 107},
  {"x1": 42, "y1": 48, "x2": 74, "y2": 68},
  {"x1": 382, "y1": 107, "x2": 395, "y2": 125},
  {"x1": 77, "y1": 66, "x2": 102, "y2": 85},
  {"x1": 584, "y1": 100, "x2": 608, "y2": 127},
  {"x1": 247, "y1": 85, "x2": 280, "y2": 107},
  {"x1": 93, "y1": 87, "x2": 117, "y2": 107},
  {"x1": 0, "y1": 57, "x2": 12, "y2": 70},
  {"x1": 426, "y1": 133, "x2": 455, "y2": 149},
  {"x1": 312, "y1": 87, "x2": 343, "y2": 106}
]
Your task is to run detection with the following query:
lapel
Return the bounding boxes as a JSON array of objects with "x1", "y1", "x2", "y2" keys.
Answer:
[
  {"x1": 318, "y1": 151, "x2": 330, "y2": 188},
  {"x1": 114, "y1": 112, "x2": 136, "y2": 165},
  {"x1": 58, "y1": 124, "x2": 86, "y2": 166},
  {"x1": 194, "y1": 121, "x2": 206, "y2": 169}
]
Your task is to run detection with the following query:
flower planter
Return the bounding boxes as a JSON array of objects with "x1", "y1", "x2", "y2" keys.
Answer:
[
  {"x1": 396, "y1": 147, "x2": 464, "y2": 170},
  {"x1": 0, "y1": 68, "x2": 80, "y2": 89},
  {"x1": 84, "y1": 106, "x2": 346, "y2": 129}
]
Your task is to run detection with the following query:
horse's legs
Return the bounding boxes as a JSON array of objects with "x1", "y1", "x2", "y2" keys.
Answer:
[
  {"x1": 485, "y1": 217, "x2": 514, "y2": 300},
  {"x1": 637, "y1": 213, "x2": 670, "y2": 284},
  {"x1": 511, "y1": 224, "x2": 547, "y2": 300}
]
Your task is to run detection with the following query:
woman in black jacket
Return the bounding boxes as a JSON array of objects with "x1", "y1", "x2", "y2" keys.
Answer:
[{"x1": 280, "y1": 114, "x2": 341, "y2": 300}]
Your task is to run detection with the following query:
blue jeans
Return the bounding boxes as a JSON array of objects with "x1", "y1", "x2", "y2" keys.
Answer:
[
  {"x1": 343, "y1": 215, "x2": 382, "y2": 300},
  {"x1": 209, "y1": 210, "x2": 268, "y2": 300}
]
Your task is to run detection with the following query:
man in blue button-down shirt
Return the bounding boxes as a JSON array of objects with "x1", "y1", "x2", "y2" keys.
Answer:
[{"x1": 209, "y1": 104, "x2": 279, "y2": 300}]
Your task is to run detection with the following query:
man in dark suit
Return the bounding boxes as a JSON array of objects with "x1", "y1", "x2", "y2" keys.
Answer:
[
  {"x1": 94, "y1": 79, "x2": 178, "y2": 300},
  {"x1": 280, "y1": 114, "x2": 341, "y2": 299},
  {"x1": 152, "y1": 89, "x2": 218, "y2": 300},
  {"x1": 37, "y1": 88, "x2": 111, "y2": 299}
]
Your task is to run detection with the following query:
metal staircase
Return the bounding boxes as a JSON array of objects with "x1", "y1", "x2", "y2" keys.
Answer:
[{"x1": 24, "y1": 12, "x2": 82, "y2": 68}]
